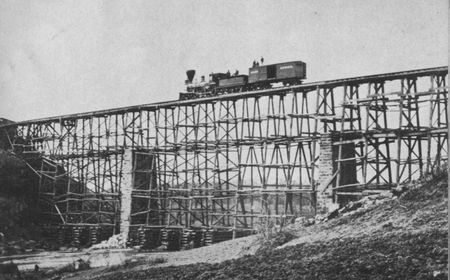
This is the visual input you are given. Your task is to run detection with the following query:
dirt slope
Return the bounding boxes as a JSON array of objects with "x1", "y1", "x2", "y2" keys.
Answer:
[{"x1": 55, "y1": 173, "x2": 448, "y2": 280}]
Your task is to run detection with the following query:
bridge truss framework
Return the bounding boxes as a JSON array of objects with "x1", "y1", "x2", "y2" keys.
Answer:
[{"x1": 1, "y1": 66, "x2": 447, "y2": 247}]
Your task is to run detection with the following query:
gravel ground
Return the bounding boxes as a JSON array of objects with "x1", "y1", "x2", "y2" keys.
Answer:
[
  {"x1": 92, "y1": 229, "x2": 447, "y2": 280},
  {"x1": 43, "y1": 173, "x2": 449, "y2": 280}
]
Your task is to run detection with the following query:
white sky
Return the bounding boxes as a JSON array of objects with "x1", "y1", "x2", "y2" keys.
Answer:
[{"x1": 0, "y1": 0, "x2": 447, "y2": 121}]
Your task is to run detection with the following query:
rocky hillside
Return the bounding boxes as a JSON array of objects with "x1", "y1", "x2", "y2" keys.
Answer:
[
  {"x1": 71, "y1": 171, "x2": 448, "y2": 280},
  {"x1": 0, "y1": 150, "x2": 45, "y2": 253}
]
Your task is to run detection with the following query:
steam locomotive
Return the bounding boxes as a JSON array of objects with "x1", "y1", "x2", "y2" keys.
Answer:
[{"x1": 179, "y1": 60, "x2": 307, "y2": 100}]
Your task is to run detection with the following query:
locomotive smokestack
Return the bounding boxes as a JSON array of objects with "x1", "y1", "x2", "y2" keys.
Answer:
[{"x1": 186, "y1": 70, "x2": 195, "y2": 83}]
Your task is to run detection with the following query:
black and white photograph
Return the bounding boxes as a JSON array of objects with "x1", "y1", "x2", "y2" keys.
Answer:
[{"x1": 0, "y1": 0, "x2": 448, "y2": 279}]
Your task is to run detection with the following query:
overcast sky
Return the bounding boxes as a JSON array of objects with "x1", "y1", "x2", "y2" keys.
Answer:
[{"x1": 0, "y1": 0, "x2": 447, "y2": 121}]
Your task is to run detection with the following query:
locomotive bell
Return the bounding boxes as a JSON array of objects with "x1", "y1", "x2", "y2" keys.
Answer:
[{"x1": 186, "y1": 70, "x2": 195, "y2": 83}]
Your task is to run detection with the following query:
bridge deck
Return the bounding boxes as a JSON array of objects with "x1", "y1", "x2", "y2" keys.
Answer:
[{"x1": 1, "y1": 66, "x2": 446, "y2": 126}]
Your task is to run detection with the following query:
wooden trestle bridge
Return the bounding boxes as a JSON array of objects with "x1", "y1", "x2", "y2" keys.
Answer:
[{"x1": 0, "y1": 66, "x2": 447, "y2": 249}]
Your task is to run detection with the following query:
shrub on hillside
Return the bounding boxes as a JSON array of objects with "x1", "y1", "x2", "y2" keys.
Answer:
[{"x1": 255, "y1": 217, "x2": 296, "y2": 252}]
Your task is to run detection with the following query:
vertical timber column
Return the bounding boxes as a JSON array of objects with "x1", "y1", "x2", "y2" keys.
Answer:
[
  {"x1": 120, "y1": 149, "x2": 133, "y2": 239},
  {"x1": 316, "y1": 133, "x2": 337, "y2": 214}
]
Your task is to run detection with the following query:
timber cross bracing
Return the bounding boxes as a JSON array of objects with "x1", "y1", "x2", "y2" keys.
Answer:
[{"x1": 0, "y1": 66, "x2": 447, "y2": 243}]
